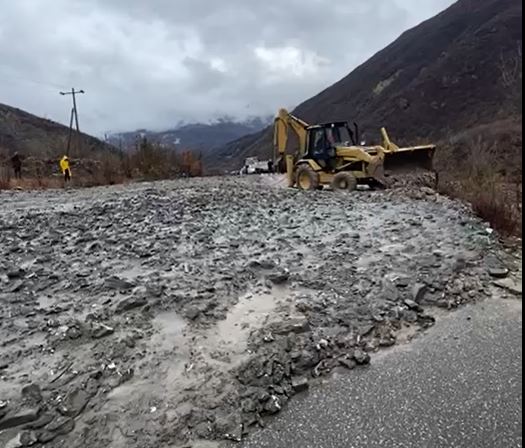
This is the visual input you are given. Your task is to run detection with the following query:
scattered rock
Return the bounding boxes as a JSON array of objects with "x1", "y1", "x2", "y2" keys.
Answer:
[
  {"x1": 57, "y1": 389, "x2": 91, "y2": 417},
  {"x1": 37, "y1": 417, "x2": 75, "y2": 443},
  {"x1": 404, "y1": 299, "x2": 422, "y2": 311},
  {"x1": 105, "y1": 276, "x2": 135, "y2": 290},
  {"x1": 262, "y1": 333, "x2": 275, "y2": 343},
  {"x1": 215, "y1": 414, "x2": 242, "y2": 442},
  {"x1": 266, "y1": 271, "x2": 290, "y2": 285},
  {"x1": 291, "y1": 377, "x2": 309, "y2": 393},
  {"x1": 417, "y1": 313, "x2": 437, "y2": 329},
  {"x1": 493, "y1": 278, "x2": 522, "y2": 295},
  {"x1": 488, "y1": 267, "x2": 510, "y2": 279},
  {"x1": 394, "y1": 277, "x2": 410, "y2": 288},
  {"x1": 421, "y1": 187, "x2": 436, "y2": 196},
  {"x1": 193, "y1": 421, "x2": 211, "y2": 438},
  {"x1": 270, "y1": 318, "x2": 310, "y2": 335},
  {"x1": 0, "y1": 408, "x2": 41, "y2": 431},
  {"x1": 224, "y1": 425, "x2": 243, "y2": 442},
  {"x1": 89, "y1": 323, "x2": 115, "y2": 339},
  {"x1": 45, "y1": 416, "x2": 75, "y2": 434},
  {"x1": 453, "y1": 254, "x2": 467, "y2": 273},
  {"x1": 21, "y1": 384, "x2": 43, "y2": 404},
  {"x1": 358, "y1": 324, "x2": 375, "y2": 337},
  {"x1": 8, "y1": 280, "x2": 24, "y2": 293},
  {"x1": 19, "y1": 431, "x2": 38, "y2": 447},
  {"x1": 295, "y1": 301, "x2": 312, "y2": 313},
  {"x1": 184, "y1": 305, "x2": 201, "y2": 321},
  {"x1": 0, "y1": 401, "x2": 9, "y2": 419},
  {"x1": 316, "y1": 339, "x2": 329, "y2": 350},
  {"x1": 248, "y1": 260, "x2": 276, "y2": 271},
  {"x1": 353, "y1": 349, "x2": 371, "y2": 365},
  {"x1": 66, "y1": 326, "x2": 83, "y2": 340},
  {"x1": 401, "y1": 309, "x2": 419, "y2": 323},
  {"x1": 338, "y1": 356, "x2": 357, "y2": 370},
  {"x1": 115, "y1": 296, "x2": 147, "y2": 313},
  {"x1": 412, "y1": 283, "x2": 428, "y2": 303},
  {"x1": 25, "y1": 413, "x2": 54, "y2": 430},
  {"x1": 263, "y1": 395, "x2": 282, "y2": 414},
  {"x1": 7, "y1": 269, "x2": 25, "y2": 279}
]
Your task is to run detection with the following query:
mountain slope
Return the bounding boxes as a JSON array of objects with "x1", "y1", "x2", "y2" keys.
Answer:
[
  {"x1": 109, "y1": 116, "x2": 272, "y2": 153},
  {"x1": 212, "y1": 0, "x2": 522, "y2": 172},
  {"x1": 0, "y1": 103, "x2": 110, "y2": 158}
]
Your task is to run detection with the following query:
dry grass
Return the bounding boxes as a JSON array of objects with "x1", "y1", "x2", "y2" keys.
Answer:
[
  {"x1": 438, "y1": 137, "x2": 522, "y2": 237},
  {"x1": 0, "y1": 137, "x2": 203, "y2": 192},
  {"x1": 0, "y1": 166, "x2": 11, "y2": 190}
]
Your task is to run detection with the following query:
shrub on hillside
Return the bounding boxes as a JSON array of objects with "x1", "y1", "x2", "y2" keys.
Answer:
[{"x1": 438, "y1": 138, "x2": 522, "y2": 237}]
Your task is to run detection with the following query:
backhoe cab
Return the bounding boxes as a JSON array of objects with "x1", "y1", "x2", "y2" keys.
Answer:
[
  {"x1": 304, "y1": 122, "x2": 359, "y2": 168},
  {"x1": 274, "y1": 108, "x2": 436, "y2": 192}
]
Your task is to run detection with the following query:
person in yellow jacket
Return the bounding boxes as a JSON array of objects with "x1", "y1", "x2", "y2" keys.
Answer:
[{"x1": 59, "y1": 155, "x2": 72, "y2": 183}]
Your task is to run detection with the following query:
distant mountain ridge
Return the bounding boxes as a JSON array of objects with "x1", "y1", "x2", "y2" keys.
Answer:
[{"x1": 107, "y1": 116, "x2": 273, "y2": 153}]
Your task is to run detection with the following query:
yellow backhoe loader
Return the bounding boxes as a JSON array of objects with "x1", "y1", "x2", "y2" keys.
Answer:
[{"x1": 274, "y1": 108, "x2": 436, "y2": 191}]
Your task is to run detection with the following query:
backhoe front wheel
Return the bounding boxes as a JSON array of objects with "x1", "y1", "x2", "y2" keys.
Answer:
[
  {"x1": 296, "y1": 165, "x2": 320, "y2": 191},
  {"x1": 331, "y1": 172, "x2": 358, "y2": 192}
]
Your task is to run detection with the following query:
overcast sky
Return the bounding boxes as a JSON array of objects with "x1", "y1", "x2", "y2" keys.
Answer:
[{"x1": 0, "y1": 0, "x2": 455, "y2": 135}]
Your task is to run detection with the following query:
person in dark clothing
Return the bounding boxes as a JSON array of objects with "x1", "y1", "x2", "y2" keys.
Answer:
[{"x1": 11, "y1": 153, "x2": 22, "y2": 179}]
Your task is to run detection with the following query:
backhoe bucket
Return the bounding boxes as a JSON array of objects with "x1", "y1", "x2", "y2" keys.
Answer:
[{"x1": 383, "y1": 145, "x2": 437, "y2": 187}]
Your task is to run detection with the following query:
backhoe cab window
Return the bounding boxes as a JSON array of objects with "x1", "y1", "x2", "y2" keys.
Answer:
[
  {"x1": 312, "y1": 129, "x2": 325, "y2": 151},
  {"x1": 327, "y1": 125, "x2": 351, "y2": 145},
  {"x1": 308, "y1": 124, "x2": 354, "y2": 157}
]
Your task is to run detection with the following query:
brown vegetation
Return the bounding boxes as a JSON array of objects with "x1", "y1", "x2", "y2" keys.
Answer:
[
  {"x1": 437, "y1": 42, "x2": 522, "y2": 237},
  {"x1": 438, "y1": 136, "x2": 522, "y2": 237},
  {"x1": 0, "y1": 137, "x2": 203, "y2": 191}
]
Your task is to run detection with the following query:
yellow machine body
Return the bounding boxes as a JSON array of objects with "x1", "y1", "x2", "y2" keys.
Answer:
[{"x1": 274, "y1": 108, "x2": 436, "y2": 191}]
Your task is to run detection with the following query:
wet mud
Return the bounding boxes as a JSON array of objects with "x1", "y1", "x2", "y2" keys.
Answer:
[{"x1": 0, "y1": 176, "x2": 521, "y2": 447}]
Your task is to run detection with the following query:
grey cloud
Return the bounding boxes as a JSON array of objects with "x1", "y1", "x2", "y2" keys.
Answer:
[{"x1": 0, "y1": 0, "x2": 456, "y2": 135}]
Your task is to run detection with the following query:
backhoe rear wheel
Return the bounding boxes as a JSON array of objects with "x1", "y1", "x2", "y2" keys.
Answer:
[
  {"x1": 296, "y1": 165, "x2": 320, "y2": 191},
  {"x1": 331, "y1": 172, "x2": 358, "y2": 192}
]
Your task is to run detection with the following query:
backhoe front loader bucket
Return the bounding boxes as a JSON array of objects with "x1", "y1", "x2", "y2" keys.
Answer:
[
  {"x1": 383, "y1": 146, "x2": 437, "y2": 187},
  {"x1": 380, "y1": 128, "x2": 437, "y2": 187}
]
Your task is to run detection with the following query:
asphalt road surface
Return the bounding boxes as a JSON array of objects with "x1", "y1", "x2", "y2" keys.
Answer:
[{"x1": 239, "y1": 298, "x2": 523, "y2": 448}]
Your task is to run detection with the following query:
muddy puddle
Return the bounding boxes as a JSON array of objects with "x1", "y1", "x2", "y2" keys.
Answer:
[
  {"x1": 107, "y1": 286, "x2": 293, "y2": 413},
  {"x1": 213, "y1": 288, "x2": 288, "y2": 356}
]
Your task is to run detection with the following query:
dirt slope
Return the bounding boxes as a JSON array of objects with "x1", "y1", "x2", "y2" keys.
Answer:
[{"x1": 212, "y1": 0, "x2": 522, "y2": 172}]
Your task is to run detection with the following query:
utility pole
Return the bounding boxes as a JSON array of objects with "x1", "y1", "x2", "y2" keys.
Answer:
[{"x1": 60, "y1": 88, "x2": 85, "y2": 156}]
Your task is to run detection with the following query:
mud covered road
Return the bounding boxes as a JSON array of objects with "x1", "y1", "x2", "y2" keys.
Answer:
[
  {"x1": 0, "y1": 176, "x2": 521, "y2": 448},
  {"x1": 239, "y1": 298, "x2": 522, "y2": 448}
]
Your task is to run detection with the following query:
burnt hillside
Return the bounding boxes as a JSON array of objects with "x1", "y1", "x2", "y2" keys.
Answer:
[{"x1": 212, "y1": 0, "x2": 522, "y2": 172}]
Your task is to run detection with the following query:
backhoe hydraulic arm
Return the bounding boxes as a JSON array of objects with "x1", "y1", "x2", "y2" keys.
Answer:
[{"x1": 273, "y1": 108, "x2": 310, "y2": 157}]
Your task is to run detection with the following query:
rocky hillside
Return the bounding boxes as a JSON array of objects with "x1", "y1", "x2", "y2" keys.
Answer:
[
  {"x1": 212, "y1": 0, "x2": 522, "y2": 173},
  {"x1": 0, "y1": 103, "x2": 111, "y2": 159}
]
